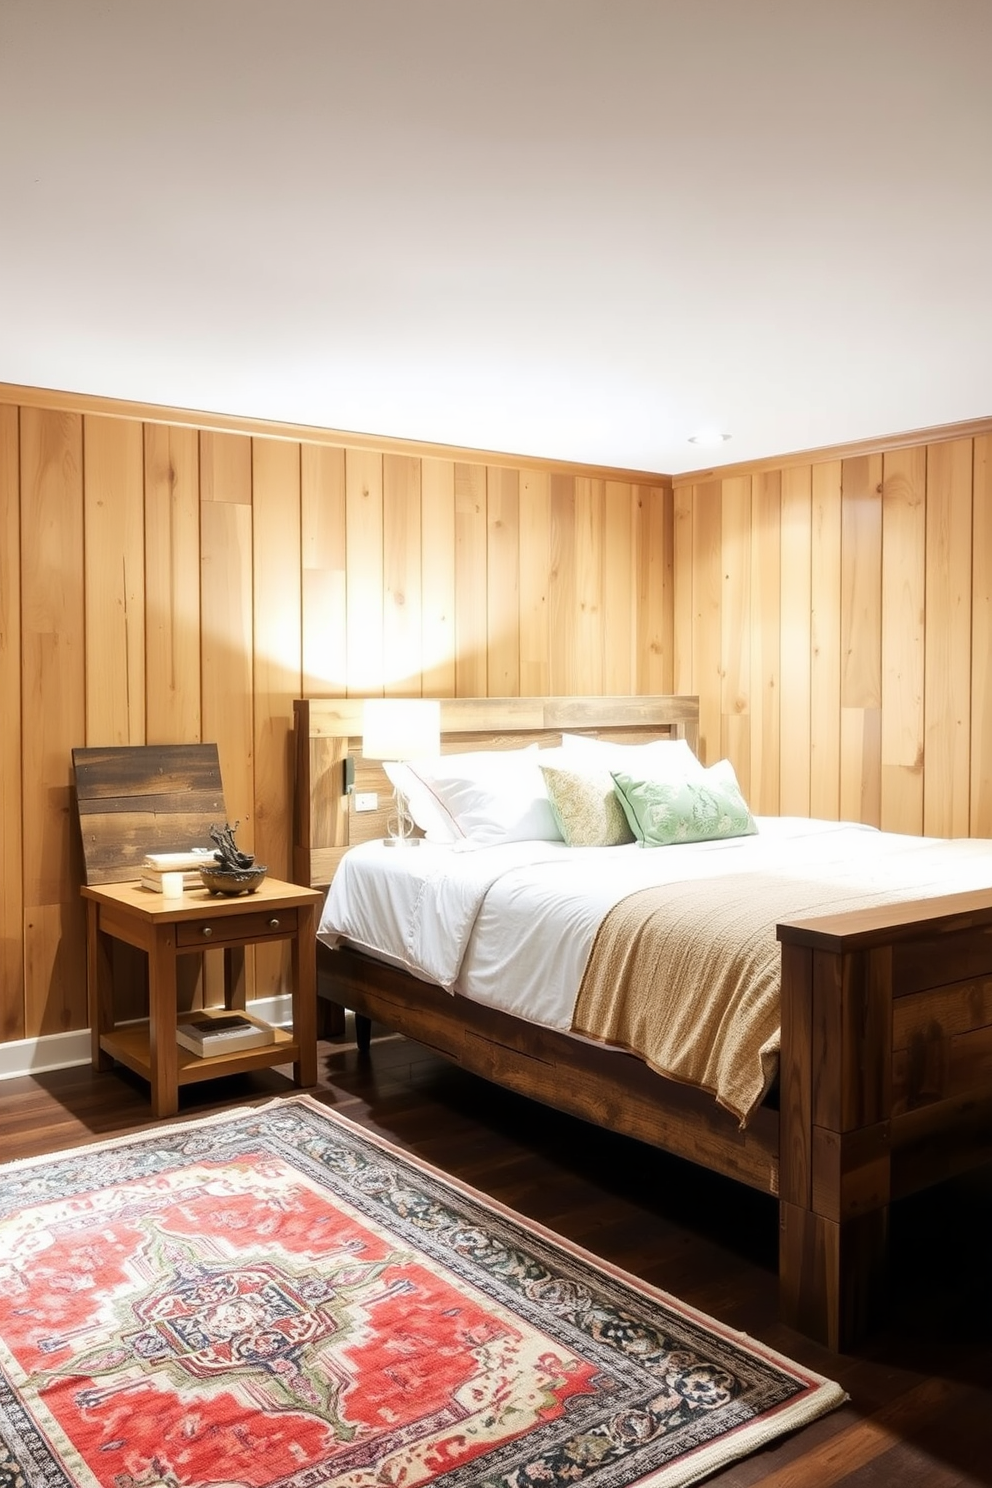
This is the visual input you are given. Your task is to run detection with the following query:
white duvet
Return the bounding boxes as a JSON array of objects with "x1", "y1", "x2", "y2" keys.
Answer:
[{"x1": 317, "y1": 818, "x2": 992, "y2": 1036}]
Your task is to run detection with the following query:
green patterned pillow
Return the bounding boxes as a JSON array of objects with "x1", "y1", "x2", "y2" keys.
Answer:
[
  {"x1": 539, "y1": 764, "x2": 635, "y2": 847},
  {"x1": 611, "y1": 759, "x2": 757, "y2": 847}
]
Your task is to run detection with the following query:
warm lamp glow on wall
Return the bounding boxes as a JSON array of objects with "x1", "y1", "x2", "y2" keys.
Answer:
[{"x1": 361, "y1": 698, "x2": 441, "y2": 846}]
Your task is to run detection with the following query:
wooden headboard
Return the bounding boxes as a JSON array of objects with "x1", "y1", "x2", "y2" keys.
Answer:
[{"x1": 292, "y1": 695, "x2": 699, "y2": 890}]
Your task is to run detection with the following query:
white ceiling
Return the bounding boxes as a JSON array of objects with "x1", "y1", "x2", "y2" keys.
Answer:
[{"x1": 2, "y1": 1, "x2": 990, "y2": 476}]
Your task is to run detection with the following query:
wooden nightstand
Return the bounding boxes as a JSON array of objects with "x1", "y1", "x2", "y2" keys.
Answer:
[{"x1": 82, "y1": 876, "x2": 324, "y2": 1118}]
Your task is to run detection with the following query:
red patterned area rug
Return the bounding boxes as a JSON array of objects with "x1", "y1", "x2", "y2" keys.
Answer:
[{"x1": 0, "y1": 1095, "x2": 844, "y2": 1488}]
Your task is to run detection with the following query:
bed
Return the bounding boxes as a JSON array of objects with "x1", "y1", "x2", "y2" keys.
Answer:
[{"x1": 293, "y1": 694, "x2": 992, "y2": 1350}]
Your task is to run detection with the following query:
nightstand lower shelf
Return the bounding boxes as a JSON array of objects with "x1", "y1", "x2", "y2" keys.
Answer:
[{"x1": 99, "y1": 1021, "x2": 300, "y2": 1087}]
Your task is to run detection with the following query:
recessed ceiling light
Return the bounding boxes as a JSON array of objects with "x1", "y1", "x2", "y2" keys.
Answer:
[{"x1": 688, "y1": 429, "x2": 732, "y2": 447}]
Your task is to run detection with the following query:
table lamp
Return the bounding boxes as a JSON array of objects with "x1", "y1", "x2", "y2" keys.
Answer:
[{"x1": 361, "y1": 698, "x2": 441, "y2": 846}]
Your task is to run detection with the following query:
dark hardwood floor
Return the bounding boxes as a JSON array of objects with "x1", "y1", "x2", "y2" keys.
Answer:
[{"x1": 1, "y1": 1023, "x2": 989, "y2": 1486}]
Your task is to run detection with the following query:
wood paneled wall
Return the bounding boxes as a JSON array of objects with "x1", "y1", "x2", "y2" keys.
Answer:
[
  {"x1": 0, "y1": 393, "x2": 672, "y2": 1042},
  {"x1": 673, "y1": 437, "x2": 992, "y2": 835}
]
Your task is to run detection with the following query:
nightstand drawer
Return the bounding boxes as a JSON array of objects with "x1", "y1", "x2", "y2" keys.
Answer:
[{"x1": 177, "y1": 906, "x2": 300, "y2": 948}]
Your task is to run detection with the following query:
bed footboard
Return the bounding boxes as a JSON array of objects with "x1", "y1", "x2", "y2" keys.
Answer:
[{"x1": 777, "y1": 890, "x2": 992, "y2": 1350}]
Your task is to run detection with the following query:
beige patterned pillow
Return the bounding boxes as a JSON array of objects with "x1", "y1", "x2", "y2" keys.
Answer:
[{"x1": 539, "y1": 764, "x2": 635, "y2": 847}]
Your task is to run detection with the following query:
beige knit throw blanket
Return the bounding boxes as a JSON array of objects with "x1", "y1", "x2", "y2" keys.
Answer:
[{"x1": 571, "y1": 837, "x2": 992, "y2": 1125}]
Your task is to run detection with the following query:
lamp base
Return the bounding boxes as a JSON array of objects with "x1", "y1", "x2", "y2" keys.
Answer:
[{"x1": 383, "y1": 835, "x2": 422, "y2": 848}]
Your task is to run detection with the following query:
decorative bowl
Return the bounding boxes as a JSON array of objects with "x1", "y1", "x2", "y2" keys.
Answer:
[{"x1": 199, "y1": 863, "x2": 268, "y2": 896}]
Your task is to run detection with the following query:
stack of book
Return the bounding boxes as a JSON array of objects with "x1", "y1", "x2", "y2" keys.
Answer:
[
  {"x1": 140, "y1": 850, "x2": 214, "y2": 892},
  {"x1": 176, "y1": 1010, "x2": 276, "y2": 1056}
]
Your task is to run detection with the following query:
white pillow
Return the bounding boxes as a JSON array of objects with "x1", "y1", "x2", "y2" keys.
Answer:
[
  {"x1": 561, "y1": 732, "x2": 706, "y2": 779},
  {"x1": 383, "y1": 760, "x2": 460, "y2": 843},
  {"x1": 403, "y1": 747, "x2": 563, "y2": 847}
]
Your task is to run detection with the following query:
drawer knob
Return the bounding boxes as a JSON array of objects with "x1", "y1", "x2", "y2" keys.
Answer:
[
  {"x1": 201, "y1": 926, "x2": 213, "y2": 939},
  {"x1": 268, "y1": 917, "x2": 280, "y2": 929}
]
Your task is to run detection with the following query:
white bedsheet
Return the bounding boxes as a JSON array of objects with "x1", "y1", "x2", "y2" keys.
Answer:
[{"x1": 318, "y1": 818, "x2": 992, "y2": 1033}]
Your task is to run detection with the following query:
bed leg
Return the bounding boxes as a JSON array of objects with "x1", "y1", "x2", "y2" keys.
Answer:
[
  {"x1": 780, "y1": 1201, "x2": 889, "y2": 1350},
  {"x1": 355, "y1": 1013, "x2": 372, "y2": 1054},
  {"x1": 778, "y1": 938, "x2": 894, "y2": 1350}
]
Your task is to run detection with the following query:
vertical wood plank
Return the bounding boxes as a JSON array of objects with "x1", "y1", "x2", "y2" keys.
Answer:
[
  {"x1": 810, "y1": 460, "x2": 842, "y2": 818},
  {"x1": 383, "y1": 453, "x2": 423, "y2": 695},
  {"x1": 880, "y1": 446, "x2": 926, "y2": 833},
  {"x1": 421, "y1": 457, "x2": 456, "y2": 697},
  {"x1": 19, "y1": 408, "x2": 86, "y2": 1036},
  {"x1": 672, "y1": 485, "x2": 693, "y2": 696},
  {"x1": 519, "y1": 469, "x2": 551, "y2": 697},
  {"x1": 454, "y1": 463, "x2": 487, "y2": 696},
  {"x1": 83, "y1": 415, "x2": 145, "y2": 745},
  {"x1": 972, "y1": 436, "x2": 992, "y2": 835},
  {"x1": 0, "y1": 405, "x2": 23, "y2": 1035},
  {"x1": 200, "y1": 432, "x2": 254, "y2": 846},
  {"x1": 780, "y1": 465, "x2": 812, "y2": 816},
  {"x1": 634, "y1": 485, "x2": 673, "y2": 696},
  {"x1": 252, "y1": 437, "x2": 302, "y2": 993},
  {"x1": 603, "y1": 483, "x2": 634, "y2": 696},
  {"x1": 720, "y1": 476, "x2": 751, "y2": 793},
  {"x1": 145, "y1": 423, "x2": 201, "y2": 744},
  {"x1": 573, "y1": 477, "x2": 604, "y2": 694},
  {"x1": 924, "y1": 438, "x2": 973, "y2": 836},
  {"x1": 252, "y1": 438, "x2": 301, "y2": 877},
  {"x1": 549, "y1": 474, "x2": 576, "y2": 696},
  {"x1": 840, "y1": 455, "x2": 882, "y2": 823},
  {"x1": 750, "y1": 471, "x2": 781, "y2": 813},
  {"x1": 691, "y1": 482, "x2": 722, "y2": 766},
  {"x1": 301, "y1": 444, "x2": 347, "y2": 696},
  {"x1": 486, "y1": 465, "x2": 520, "y2": 696},
  {"x1": 345, "y1": 448, "x2": 384, "y2": 695}
]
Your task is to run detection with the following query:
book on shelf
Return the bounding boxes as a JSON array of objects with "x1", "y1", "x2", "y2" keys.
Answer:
[{"x1": 175, "y1": 1010, "x2": 276, "y2": 1056}]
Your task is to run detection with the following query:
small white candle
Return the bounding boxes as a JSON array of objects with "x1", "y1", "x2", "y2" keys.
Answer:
[{"x1": 161, "y1": 871, "x2": 184, "y2": 899}]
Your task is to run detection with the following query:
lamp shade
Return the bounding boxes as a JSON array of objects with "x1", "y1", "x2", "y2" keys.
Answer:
[{"x1": 361, "y1": 698, "x2": 441, "y2": 762}]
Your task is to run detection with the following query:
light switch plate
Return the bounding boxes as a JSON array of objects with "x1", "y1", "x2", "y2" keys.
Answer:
[{"x1": 353, "y1": 792, "x2": 378, "y2": 812}]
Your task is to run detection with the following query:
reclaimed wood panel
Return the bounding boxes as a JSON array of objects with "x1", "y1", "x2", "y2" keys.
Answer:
[
  {"x1": 779, "y1": 465, "x2": 812, "y2": 815},
  {"x1": 924, "y1": 439, "x2": 974, "y2": 837},
  {"x1": 72, "y1": 743, "x2": 224, "y2": 884},
  {"x1": 0, "y1": 405, "x2": 22, "y2": 1035},
  {"x1": 454, "y1": 462, "x2": 487, "y2": 696},
  {"x1": 383, "y1": 453, "x2": 423, "y2": 696},
  {"x1": 19, "y1": 408, "x2": 86, "y2": 1036},
  {"x1": 144, "y1": 423, "x2": 201, "y2": 744},
  {"x1": 486, "y1": 465, "x2": 520, "y2": 696},
  {"x1": 83, "y1": 415, "x2": 145, "y2": 745},
  {"x1": 301, "y1": 443, "x2": 347, "y2": 696}
]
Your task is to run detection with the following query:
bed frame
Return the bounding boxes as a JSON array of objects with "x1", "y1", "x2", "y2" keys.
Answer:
[{"x1": 293, "y1": 695, "x2": 992, "y2": 1350}]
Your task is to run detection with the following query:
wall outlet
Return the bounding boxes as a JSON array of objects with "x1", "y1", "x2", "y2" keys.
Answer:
[{"x1": 353, "y1": 792, "x2": 378, "y2": 813}]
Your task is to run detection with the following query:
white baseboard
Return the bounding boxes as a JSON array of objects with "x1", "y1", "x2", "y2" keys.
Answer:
[{"x1": 0, "y1": 994, "x2": 295, "y2": 1083}]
